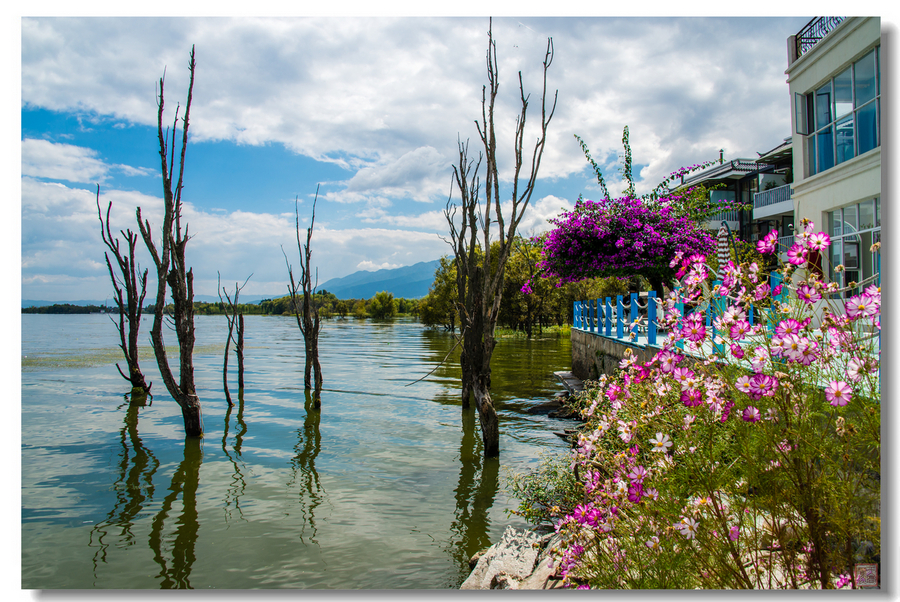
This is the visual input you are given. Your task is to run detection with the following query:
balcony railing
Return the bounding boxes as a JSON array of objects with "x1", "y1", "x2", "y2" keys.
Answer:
[
  {"x1": 778, "y1": 234, "x2": 795, "y2": 253},
  {"x1": 796, "y1": 17, "x2": 845, "y2": 59},
  {"x1": 754, "y1": 183, "x2": 792, "y2": 209},
  {"x1": 709, "y1": 210, "x2": 741, "y2": 223}
]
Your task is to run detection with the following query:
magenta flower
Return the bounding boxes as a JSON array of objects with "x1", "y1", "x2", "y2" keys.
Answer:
[
  {"x1": 796, "y1": 284, "x2": 822, "y2": 304},
  {"x1": 735, "y1": 375, "x2": 752, "y2": 395},
  {"x1": 807, "y1": 231, "x2": 831, "y2": 251},
  {"x1": 825, "y1": 380, "x2": 852, "y2": 406},
  {"x1": 845, "y1": 294, "x2": 878, "y2": 320},
  {"x1": 775, "y1": 318, "x2": 801, "y2": 337},
  {"x1": 742, "y1": 406, "x2": 761, "y2": 422},
  {"x1": 729, "y1": 320, "x2": 751, "y2": 339},
  {"x1": 730, "y1": 343, "x2": 745, "y2": 359},
  {"x1": 681, "y1": 388, "x2": 703, "y2": 407},
  {"x1": 756, "y1": 230, "x2": 778, "y2": 254},
  {"x1": 729, "y1": 526, "x2": 740, "y2": 541},
  {"x1": 627, "y1": 483, "x2": 644, "y2": 503},
  {"x1": 787, "y1": 243, "x2": 808, "y2": 266},
  {"x1": 683, "y1": 315, "x2": 706, "y2": 343}
]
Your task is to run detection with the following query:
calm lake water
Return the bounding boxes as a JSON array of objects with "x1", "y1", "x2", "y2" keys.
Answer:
[{"x1": 21, "y1": 314, "x2": 575, "y2": 589}]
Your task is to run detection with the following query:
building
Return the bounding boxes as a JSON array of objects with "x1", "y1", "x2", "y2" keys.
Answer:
[{"x1": 786, "y1": 16, "x2": 882, "y2": 291}]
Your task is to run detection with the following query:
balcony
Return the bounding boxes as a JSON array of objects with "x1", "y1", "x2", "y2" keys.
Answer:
[
  {"x1": 791, "y1": 17, "x2": 845, "y2": 63},
  {"x1": 753, "y1": 183, "x2": 793, "y2": 220},
  {"x1": 778, "y1": 234, "x2": 795, "y2": 254},
  {"x1": 706, "y1": 210, "x2": 740, "y2": 232}
]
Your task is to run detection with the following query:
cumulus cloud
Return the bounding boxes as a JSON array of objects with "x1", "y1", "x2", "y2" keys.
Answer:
[{"x1": 22, "y1": 138, "x2": 110, "y2": 184}]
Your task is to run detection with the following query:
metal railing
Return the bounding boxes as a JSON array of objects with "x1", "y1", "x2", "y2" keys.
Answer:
[
  {"x1": 573, "y1": 275, "x2": 789, "y2": 349},
  {"x1": 709, "y1": 209, "x2": 741, "y2": 223},
  {"x1": 778, "y1": 234, "x2": 795, "y2": 253},
  {"x1": 753, "y1": 183, "x2": 792, "y2": 209},
  {"x1": 796, "y1": 17, "x2": 845, "y2": 59}
]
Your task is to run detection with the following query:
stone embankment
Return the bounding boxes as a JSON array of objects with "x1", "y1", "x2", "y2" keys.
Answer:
[{"x1": 460, "y1": 526, "x2": 566, "y2": 590}]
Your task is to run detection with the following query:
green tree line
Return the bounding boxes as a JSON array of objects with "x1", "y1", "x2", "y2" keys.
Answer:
[{"x1": 418, "y1": 236, "x2": 645, "y2": 337}]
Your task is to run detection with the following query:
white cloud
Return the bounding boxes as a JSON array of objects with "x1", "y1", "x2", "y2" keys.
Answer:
[
  {"x1": 21, "y1": 138, "x2": 110, "y2": 184},
  {"x1": 356, "y1": 260, "x2": 401, "y2": 272}
]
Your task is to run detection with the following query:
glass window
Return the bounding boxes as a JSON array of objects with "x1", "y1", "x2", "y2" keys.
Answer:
[
  {"x1": 857, "y1": 101, "x2": 877, "y2": 155},
  {"x1": 835, "y1": 115, "x2": 854, "y2": 164},
  {"x1": 830, "y1": 238, "x2": 842, "y2": 283},
  {"x1": 806, "y1": 136, "x2": 817, "y2": 176},
  {"x1": 830, "y1": 209, "x2": 842, "y2": 236},
  {"x1": 834, "y1": 67, "x2": 853, "y2": 117},
  {"x1": 875, "y1": 197, "x2": 880, "y2": 226},
  {"x1": 854, "y1": 49, "x2": 876, "y2": 106},
  {"x1": 843, "y1": 205, "x2": 858, "y2": 234},
  {"x1": 815, "y1": 82, "x2": 832, "y2": 130},
  {"x1": 817, "y1": 128, "x2": 834, "y2": 172},
  {"x1": 859, "y1": 199, "x2": 875, "y2": 230},
  {"x1": 795, "y1": 93, "x2": 810, "y2": 135}
]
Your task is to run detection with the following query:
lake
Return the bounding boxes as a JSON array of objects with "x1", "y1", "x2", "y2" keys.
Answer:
[{"x1": 21, "y1": 314, "x2": 576, "y2": 589}]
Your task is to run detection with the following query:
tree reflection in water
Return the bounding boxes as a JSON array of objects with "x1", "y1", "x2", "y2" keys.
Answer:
[
  {"x1": 221, "y1": 391, "x2": 249, "y2": 523},
  {"x1": 447, "y1": 406, "x2": 499, "y2": 584},
  {"x1": 287, "y1": 391, "x2": 326, "y2": 546},
  {"x1": 89, "y1": 394, "x2": 160, "y2": 583},
  {"x1": 148, "y1": 437, "x2": 202, "y2": 588}
]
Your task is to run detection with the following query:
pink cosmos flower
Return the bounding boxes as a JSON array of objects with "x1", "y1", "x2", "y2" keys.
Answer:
[
  {"x1": 756, "y1": 230, "x2": 778, "y2": 254},
  {"x1": 796, "y1": 284, "x2": 822, "y2": 304},
  {"x1": 681, "y1": 388, "x2": 703, "y2": 407},
  {"x1": 787, "y1": 243, "x2": 808, "y2": 266},
  {"x1": 807, "y1": 231, "x2": 831, "y2": 251},
  {"x1": 775, "y1": 318, "x2": 801, "y2": 337},
  {"x1": 678, "y1": 517, "x2": 699, "y2": 539},
  {"x1": 730, "y1": 343, "x2": 745, "y2": 359},
  {"x1": 742, "y1": 406, "x2": 762, "y2": 422},
  {"x1": 683, "y1": 315, "x2": 706, "y2": 343},
  {"x1": 673, "y1": 366, "x2": 696, "y2": 387},
  {"x1": 825, "y1": 380, "x2": 852, "y2": 406},
  {"x1": 846, "y1": 357, "x2": 871, "y2": 382},
  {"x1": 645, "y1": 536, "x2": 660, "y2": 550},
  {"x1": 628, "y1": 465, "x2": 648, "y2": 483},
  {"x1": 627, "y1": 483, "x2": 644, "y2": 503},
  {"x1": 729, "y1": 526, "x2": 740, "y2": 541},
  {"x1": 845, "y1": 295, "x2": 878, "y2": 320},
  {"x1": 649, "y1": 432, "x2": 672, "y2": 452},
  {"x1": 735, "y1": 375, "x2": 752, "y2": 395},
  {"x1": 729, "y1": 320, "x2": 751, "y2": 339}
]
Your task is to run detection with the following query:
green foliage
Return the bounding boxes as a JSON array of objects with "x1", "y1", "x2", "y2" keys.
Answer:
[
  {"x1": 506, "y1": 452, "x2": 583, "y2": 526},
  {"x1": 368, "y1": 291, "x2": 397, "y2": 320},
  {"x1": 419, "y1": 256, "x2": 459, "y2": 331},
  {"x1": 22, "y1": 303, "x2": 110, "y2": 314}
]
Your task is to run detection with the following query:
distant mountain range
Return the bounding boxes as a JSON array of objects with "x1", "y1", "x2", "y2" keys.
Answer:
[
  {"x1": 317, "y1": 259, "x2": 440, "y2": 300},
  {"x1": 22, "y1": 260, "x2": 442, "y2": 308}
]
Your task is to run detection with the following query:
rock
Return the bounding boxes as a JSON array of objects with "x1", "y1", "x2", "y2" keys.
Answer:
[
  {"x1": 459, "y1": 526, "x2": 541, "y2": 589},
  {"x1": 460, "y1": 526, "x2": 566, "y2": 590}
]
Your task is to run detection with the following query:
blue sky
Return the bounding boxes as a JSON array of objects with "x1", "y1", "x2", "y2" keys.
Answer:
[{"x1": 19, "y1": 13, "x2": 843, "y2": 302}]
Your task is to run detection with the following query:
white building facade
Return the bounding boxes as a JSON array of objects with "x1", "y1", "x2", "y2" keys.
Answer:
[{"x1": 786, "y1": 17, "x2": 881, "y2": 292}]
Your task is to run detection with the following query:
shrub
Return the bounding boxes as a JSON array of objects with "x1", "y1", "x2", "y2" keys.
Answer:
[{"x1": 538, "y1": 221, "x2": 880, "y2": 589}]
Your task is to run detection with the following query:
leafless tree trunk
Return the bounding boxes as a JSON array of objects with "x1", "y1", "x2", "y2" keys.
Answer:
[
  {"x1": 445, "y1": 20, "x2": 556, "y2": 458},
  {"x1": 137, "y1": 45, "x2": 202, "y2": 437},
  {"x1": 96, "y1": 184, "x2": 151, "y2": 398},
  {"x1": 219, "y1": 273, "x2": 251, "y2": 407},
  {"x1": 285, "y1": 186, "x2": 323, "y2": 408}
]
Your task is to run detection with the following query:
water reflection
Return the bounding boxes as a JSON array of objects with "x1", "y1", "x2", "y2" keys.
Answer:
[
  {"x1": 287, "y1": 391, "x2": 326, "y2": 545},
  {"x1": 447, "y1": 407, "x2": 499, "y2": 581},
  {"x1": 221, "y1": 392, "x2": 249, "y2": 523},
  {"x1": 89, "y1": 396, "x2": 160, "y2": 582},
  {"x1": 148, "y1": 438, "x2": 202, "y2": 588}
]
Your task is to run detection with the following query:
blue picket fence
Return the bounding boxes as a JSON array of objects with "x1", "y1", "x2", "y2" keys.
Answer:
[{"x1": 573, "y1": 274, "x2": 787, "y2": 349}]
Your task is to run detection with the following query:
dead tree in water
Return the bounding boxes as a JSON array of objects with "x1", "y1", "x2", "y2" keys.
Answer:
[
  {"x1": 96, "y1": 184, "x2": 151, "y2": 398},
  {"x1": 137, "y1": 45, "x2": 202, "y2": 437},
  {"x1": 219, "y1": 272, "x2": 251, "y2": 406},
  {"x1": 445, "y1": 20, "x2": 556, "y2": 457},
  {"x1": 285, "y1": 186, "x2": 323, "y2": 407}
]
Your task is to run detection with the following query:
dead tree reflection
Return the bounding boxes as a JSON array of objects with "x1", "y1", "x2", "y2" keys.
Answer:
[
  {"x1": 221, "y1": 395, "x2": 249, "y2": 523},
  {"x1": 148, "y1": 438, "x2": 202, "y2": 588},
  {"x1": 447, "y1": 406, "x2": 499, "y2": 583},
  {"x1": 89, "y1": 396, "x2": 159, "y2": 581},
  {"x1": 287, "y1": 391, "x2": 326, "y2": 545}
]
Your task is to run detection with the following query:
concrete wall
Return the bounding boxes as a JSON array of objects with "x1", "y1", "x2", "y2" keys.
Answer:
[{"x1": 571, "y1": 329, "x2": 661, "y2": 382}]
